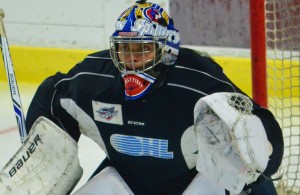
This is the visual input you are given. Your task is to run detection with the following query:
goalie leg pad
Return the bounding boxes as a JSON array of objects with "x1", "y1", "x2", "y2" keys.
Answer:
[
  {"x1": 0, "y1": 116, "x2": 83, "y2": 195},
  {"x1": 73, "y1": 166, "x2": 134, "y2": 195},
  {"x1": 183, "y1": 173, "x2": 226, "y2": 195}
]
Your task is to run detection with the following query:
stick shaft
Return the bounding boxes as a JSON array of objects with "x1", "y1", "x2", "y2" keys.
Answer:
[{"x1": 0, "y1": 9, "x2": 27, "y2": 143}]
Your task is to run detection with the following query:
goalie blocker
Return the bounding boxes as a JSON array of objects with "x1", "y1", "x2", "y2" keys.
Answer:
[{"x1": 0, "y1": 117, "x2": 83, "y2": 195}]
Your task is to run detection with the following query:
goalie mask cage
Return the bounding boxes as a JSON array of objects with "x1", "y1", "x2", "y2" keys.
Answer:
[{"x1": 250, "y1": 0, "x2": 300, "y2": 194}]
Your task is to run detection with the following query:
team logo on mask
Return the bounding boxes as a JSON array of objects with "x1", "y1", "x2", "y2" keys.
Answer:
[
  {"x1": 122, "y1": 73, "x2": 156, "y2": 100},
  {"x1": 144, "y1": 8, "x2": 161, "y2": 22}
]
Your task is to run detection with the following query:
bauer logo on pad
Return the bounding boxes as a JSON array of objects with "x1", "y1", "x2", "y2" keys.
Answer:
[{"x1": 92, "y1": 101, "x2": 123, "y2": 125}]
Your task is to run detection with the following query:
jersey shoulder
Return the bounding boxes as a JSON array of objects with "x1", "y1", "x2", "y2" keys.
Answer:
[
  {"x1": 35, "y1": 49, "x2": 118, "y2": 97},
  {"x1": 168, "y1": 47, "x2": 241, "y2": 95},
  {"x1": 176, "y1": 47, "x2": 223, "y2": 73},
  {"x1": 67, "y1": 49, "x2": 118, "y2": 76}
]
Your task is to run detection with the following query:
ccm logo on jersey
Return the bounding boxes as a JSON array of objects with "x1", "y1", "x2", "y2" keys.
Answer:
[
  {"x1": 128, "y1": 121, "x2": 145, "y2": 126},
  {"x1": 9, "y1": 134, "x2": 41, "y2": 177},
  {"x1": 92, "y1": 101, "x2": 123, "y2": 125}
]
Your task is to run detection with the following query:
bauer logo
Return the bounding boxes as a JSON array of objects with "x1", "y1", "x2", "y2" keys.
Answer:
[
  {"x1": 8, "y1": 134, "x2": 42, "y2": 177},
  {"x1": 92, "y1": 101, "x2": 123, "y2": 125}
]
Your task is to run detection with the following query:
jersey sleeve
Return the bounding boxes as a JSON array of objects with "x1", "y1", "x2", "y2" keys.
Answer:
[
  {"x1": 203, "y1": 50, "x2": 284, "y2": 176},
  {"x1": 179, "y1": 48, "x2": 283, "y2": 177},
  {"x1": 252, "y1": 106, "x2": 284, "y2": 176},
  {"x1": 26, "y1": 50, "x2": 114, "y2": 142},
  {"x1": 25, "y1": 72, "x2": 81, "y2": 142}
]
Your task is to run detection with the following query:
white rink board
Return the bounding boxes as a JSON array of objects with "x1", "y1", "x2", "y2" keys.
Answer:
[{"x1": 0, "y1": 0, "x2": 169, "y2": 50}]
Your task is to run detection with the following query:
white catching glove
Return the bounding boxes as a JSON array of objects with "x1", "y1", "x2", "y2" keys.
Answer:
[{"x1": 194, "y1": 93, "x2": 273, "y2": 193}]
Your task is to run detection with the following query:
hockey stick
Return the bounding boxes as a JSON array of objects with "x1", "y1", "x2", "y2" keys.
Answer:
[{"x1": 0, "y1": 9, "x2": 27, "y2": 143}]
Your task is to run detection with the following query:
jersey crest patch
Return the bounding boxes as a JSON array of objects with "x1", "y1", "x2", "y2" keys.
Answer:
[{"x1": 92, "y1": 101, "x2": 123, "y2": 125}]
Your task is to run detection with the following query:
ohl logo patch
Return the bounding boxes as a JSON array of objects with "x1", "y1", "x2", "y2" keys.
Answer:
[
  {"x1": 97, "y1": 107, "x2": 118, "y2": 120},
  {"x1": 110, "y1": 134, "x2": 174, "y2": 159}
]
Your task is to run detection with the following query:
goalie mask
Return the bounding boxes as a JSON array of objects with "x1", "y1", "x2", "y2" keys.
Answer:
[
  {"x1": 110, "y1": 1, "x2": 180, "y2": 73},
  {"x1": 110, "y1": 1, "x2": 180, "y2": 100}
]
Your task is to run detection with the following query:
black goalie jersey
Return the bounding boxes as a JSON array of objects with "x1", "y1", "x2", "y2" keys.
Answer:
[{"x1": 25, "y1": 47, "x2": 283, "y2": 194}]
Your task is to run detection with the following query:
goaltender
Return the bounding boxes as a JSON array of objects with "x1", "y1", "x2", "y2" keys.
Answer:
[{"x1": 0, "y1": 1, "x2": 283, "y2": 194}]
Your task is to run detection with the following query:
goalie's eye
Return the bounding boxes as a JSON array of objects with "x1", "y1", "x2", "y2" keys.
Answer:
[{"x1": 119, "y1": 44, "x2": 131, "y2": 53}]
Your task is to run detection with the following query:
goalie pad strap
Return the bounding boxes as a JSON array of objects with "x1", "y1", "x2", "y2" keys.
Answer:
[{"x1": 0, "y1": 116, "x2": 83, "y2": 195}]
